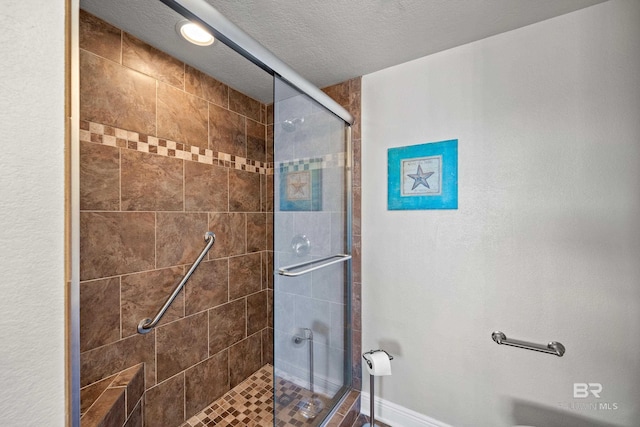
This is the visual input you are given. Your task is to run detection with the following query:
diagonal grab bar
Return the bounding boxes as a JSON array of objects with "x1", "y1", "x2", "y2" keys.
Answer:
[{"x1": 137, "y1": 232, "x2": 215, "y2": 334}]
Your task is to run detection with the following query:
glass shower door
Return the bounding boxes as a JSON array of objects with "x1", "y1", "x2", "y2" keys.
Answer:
[{"x1": 273, "y1": 77, "x2": 352, "y2": 426}]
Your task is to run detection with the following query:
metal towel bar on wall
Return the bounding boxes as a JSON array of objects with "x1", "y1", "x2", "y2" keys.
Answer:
[
  {"x1": 492, "y1": 331, "x2": 566, "y2": 357},
  {"x1": 137, "y1": 232, "x2": 215, "y2": 334}
]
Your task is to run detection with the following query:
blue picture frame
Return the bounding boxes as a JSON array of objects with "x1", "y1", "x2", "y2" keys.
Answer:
[
  {"x1": 279, "y1": 159, "x2": 323, "y2": 211},
  {"x1": 388, "y1": 139, "x2": 458, "y2": 210}
]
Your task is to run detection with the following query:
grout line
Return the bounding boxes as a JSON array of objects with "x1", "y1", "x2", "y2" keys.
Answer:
[
  {"x1": 226, "y1": 167, "x2": 230, "y2": 214},
  {"x1": 243, "y1": 116, "x2": 247, "y2": 159},
  {"x1": 118, "y1": 148, "x2": 122, "y2": 211},
  {"x1": 155, "y1": 80, "x2": 158, "y2": 138},
  {"x1": 79, "y1": 273, "x2": 124, "y2": 284},
  {"x1": 79, "y1": 330, "x2": 135, "y2": 355},
  {"x1": 225, "y1": 258, "x2": 230, "y2": 303},
  {"x1": 154, "y1": 212, "x2": 157, "y2": 270},
  {"x1": 244, "y1": 213, "x2": 248, "y2": 254},
  {"x1": 148, "y1": 369, "x2": 185, "y2": 390},
  {"x1": 154, "y1": 329, "x2": 157, "y2": 389},
  {"x1": 260, "y1": 232, "x2": 264, "y2": 288},
  {"x1": 119, "y1": 276, "x2": 123, "y2": 340},
  {"x1": 259, "y1": 324, "x2": 263, "y2": 366},
  {"x1": 183, "y1": 156, "x2": 186, "y2": 212},
  {"x1": 182, "y1": 265, "x2": 186, "y2": 318}
]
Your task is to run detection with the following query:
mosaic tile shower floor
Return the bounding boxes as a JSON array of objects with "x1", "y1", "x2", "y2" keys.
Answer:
[{"x1": 182, "y1": 365, "x2": 334, "y2": 427}]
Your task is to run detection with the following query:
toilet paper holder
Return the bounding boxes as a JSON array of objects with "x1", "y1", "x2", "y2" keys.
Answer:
[
  {"x1": 362, "y1": 349, "x2": 394, "y2": 369},
  {"x1": 362, "y1": 350, "x2": 393, "y2": 427}
]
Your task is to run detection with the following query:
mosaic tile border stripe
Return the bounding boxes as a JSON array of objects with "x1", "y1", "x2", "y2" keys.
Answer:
[
  {"x1": 278, "y1": 153, "x2": 346, "y2": 173},
  {"x1": 80, "y1": 120, "x2": 274, "y2": 175}
]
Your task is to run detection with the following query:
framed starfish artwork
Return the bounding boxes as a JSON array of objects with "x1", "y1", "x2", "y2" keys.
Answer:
[
  {"x1": 388, "y1": 140, "x2": 458, "y2": 210},
  {"x1": 279, "y1": 158, "x2": 323, "y2": 211}
]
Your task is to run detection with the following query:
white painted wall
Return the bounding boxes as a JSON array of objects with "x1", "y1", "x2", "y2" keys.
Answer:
[
  {"x1": 0, "y1": 1, "x2": 67, "y2": 426},
  {"x1": 361, "y1": 1, "x2": 640, "y2": 426}
]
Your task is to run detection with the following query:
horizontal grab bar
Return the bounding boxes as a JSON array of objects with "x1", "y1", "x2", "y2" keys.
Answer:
[
  {"x1": 138, "y1": 232, "x2": 215, "y2": 334},
  {"x1": 278, "y1": 254, "x2": 351, "y2": 277},
  {"x1": 492, "y1": 331, "x2": 565, "y2": 357}
]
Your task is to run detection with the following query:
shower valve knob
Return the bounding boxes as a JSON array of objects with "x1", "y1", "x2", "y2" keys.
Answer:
[{"x1": 291, "y1": 234, "x2": 311, "y2": 256}]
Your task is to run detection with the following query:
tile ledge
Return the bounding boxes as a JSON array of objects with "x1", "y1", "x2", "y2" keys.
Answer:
[{"x1": 80, "y1": 363, "x2": 144, "y2": 427}]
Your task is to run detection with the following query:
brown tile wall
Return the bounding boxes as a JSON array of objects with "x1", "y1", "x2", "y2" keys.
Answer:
[{"x1": 79, "y1": 10, "x2": 273, "y2": 427}]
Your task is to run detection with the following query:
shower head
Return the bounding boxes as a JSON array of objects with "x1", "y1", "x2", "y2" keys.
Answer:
[{"x1": 281, "y1": 117, "x2": 304, "y2": 132}]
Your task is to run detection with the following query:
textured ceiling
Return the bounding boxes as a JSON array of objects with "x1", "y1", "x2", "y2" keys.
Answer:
[{"x1": 81, "y1": 0, "x2": 606, "y2": 103}]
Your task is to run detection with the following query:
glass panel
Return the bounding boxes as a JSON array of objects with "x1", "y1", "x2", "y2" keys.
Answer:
[{"x1": 273, "y1": 77, "x2": 351, "y2": 426}]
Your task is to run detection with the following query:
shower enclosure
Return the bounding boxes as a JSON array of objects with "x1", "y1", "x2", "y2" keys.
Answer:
[
  {"x1": 71, "y1": 0, "x2": 354, "y2": 426},
  {"x1": 273, "y1": 78, "x2": 352, "y2": 424}
]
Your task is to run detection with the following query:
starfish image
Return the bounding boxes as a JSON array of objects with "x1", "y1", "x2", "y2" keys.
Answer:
[
  {"x1": 290, "y1": 180, "x2": 307, "y2": 196},
  {"x1": 407, "y1": 165, "x2": 434, "y2": 190}
]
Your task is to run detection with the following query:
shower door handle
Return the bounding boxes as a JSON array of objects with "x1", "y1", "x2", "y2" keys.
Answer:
[{"x1": 278, "y1": 254, "x2": 351, "y2": 277}]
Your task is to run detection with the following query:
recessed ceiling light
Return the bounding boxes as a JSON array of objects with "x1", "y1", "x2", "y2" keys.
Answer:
[{"x1": 176, "y1": 20, "x2": 215, "y2": 46}]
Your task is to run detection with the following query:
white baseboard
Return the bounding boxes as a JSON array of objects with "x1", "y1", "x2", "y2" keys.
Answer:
[
  {"x1": 360, "y1": 392, "x2": 451, "y2": 427},
  {"x1": 273, "y1": 366, "x2": 342, "y2": 397}
]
